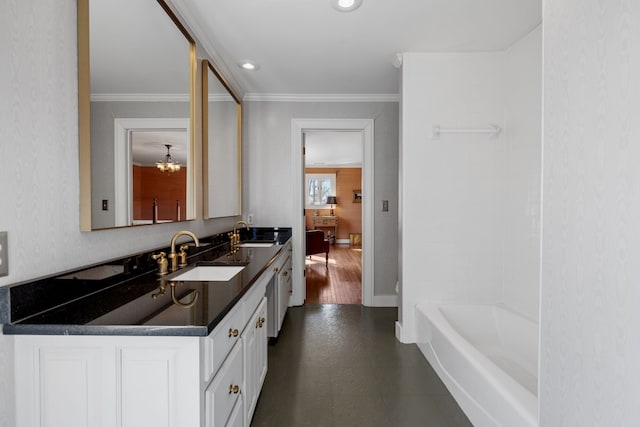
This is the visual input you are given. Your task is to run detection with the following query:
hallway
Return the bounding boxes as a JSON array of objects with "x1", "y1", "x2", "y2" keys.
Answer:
[
  {"x1": 251, "y1": 305, "x2": 471, "y2": 426},
  {"x1": 305, "y1": 244, "x2": 362, "y2": 304}
]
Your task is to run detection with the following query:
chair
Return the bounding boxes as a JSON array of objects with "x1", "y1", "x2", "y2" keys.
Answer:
[{"x1": 306, "y1": 230, "x2": 330, "y2": 267}]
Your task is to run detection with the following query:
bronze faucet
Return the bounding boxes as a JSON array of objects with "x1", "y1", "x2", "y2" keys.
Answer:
[
  {"x1": 169, "y1": 231, "x2": 200, "y2": 272},
  {"x1": 230, "y1": 220, "x2": 249, "y2": 246}
]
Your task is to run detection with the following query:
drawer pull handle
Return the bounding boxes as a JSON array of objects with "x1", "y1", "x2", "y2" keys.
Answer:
[
  {"x1": 283, "y1": 271, "x2": 288, "y2": 277},
  {"x1": 228, "y1": 385, "x2": 240, "y2": 394},
  {"x1": 260, "y1": 317, "x2": 266, "y2": 323},
  {"x1": 274, "y1": 267, "x2": 279, "y2": 273},
  {"x1": 228, "y1": 328, "x2": 239, "y2": 338}
]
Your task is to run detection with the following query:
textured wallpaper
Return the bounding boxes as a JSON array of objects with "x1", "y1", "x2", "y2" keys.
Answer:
[
  {"x1": 541, "y1": 0, "x2": 640, "y2": 424},
  {"x1": 0, "y1": 1, "x2": 238, "y2": 423}
]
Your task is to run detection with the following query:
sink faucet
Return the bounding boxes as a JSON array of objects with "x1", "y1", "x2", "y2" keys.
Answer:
[
  {"x1": 169, "y1": 231, "x2": 199, "y2": 272},
  {"x1": 230, "y1": 220, "x2": 250, "y2": 246}
]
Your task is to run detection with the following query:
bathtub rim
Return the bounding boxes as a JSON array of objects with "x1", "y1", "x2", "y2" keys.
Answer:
[{"x1": 416, "y1": 301, "x2": 538, "y2": 427}]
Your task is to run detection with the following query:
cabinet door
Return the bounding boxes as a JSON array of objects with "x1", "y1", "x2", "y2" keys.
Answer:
[
  {"x1": 15, "y1": 335, "x2": 200, "y2": 427},
  {"x1": 244, "y1": 297, "x2": 268, "y2": 426},
  {"x1": 226, "y1": 397, "x2": 244, "y2": 427},
  {"x1": 255, "y1": 298, "x2": 268, "y2": 392},
  {"x1": 205, "y1": 341, "x2": 244, "y2": 427},
  {"x1": 277, "y1": 266, "x2": 289, "y2": 331}
]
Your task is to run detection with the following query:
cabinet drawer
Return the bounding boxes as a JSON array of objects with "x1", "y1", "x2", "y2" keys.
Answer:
[
  {"x1": 313, "y1": 218, "x2": 337, "y2": 226},
  {"x1": 203, "y1": 303, "x2": 244, "y2": 381},
  {"x1": 243, "y1": 273, "x2": 268, "y2": 323},
  {"x1": 205, "y1": 341, "x2": 244, "y2": 427}
]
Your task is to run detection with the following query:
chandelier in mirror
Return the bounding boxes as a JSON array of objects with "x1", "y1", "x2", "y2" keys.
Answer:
[{"x1": 156, "y1": 144, "x2": 181, "y2": 173}]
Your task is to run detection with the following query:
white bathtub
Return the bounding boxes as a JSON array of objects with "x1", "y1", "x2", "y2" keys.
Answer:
[{"x1": 416, "y1": 302, "x2": 538, "y2": 427}]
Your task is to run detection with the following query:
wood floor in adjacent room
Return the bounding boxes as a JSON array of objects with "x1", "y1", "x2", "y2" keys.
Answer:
[{"x1": 305, "y1": 244, "x2": 362, "y2": 304}]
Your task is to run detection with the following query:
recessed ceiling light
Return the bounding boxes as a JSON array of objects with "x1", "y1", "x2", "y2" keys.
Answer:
[
  {"x1": 239, "y1": 60, "x2": 259, "y2": 71},
  {"x1": 330, "y1": 0, "x2": 363, "y2": 12}
]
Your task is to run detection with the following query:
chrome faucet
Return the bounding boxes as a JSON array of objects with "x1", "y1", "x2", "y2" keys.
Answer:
[
  {"x1": 230, "y1": 220, "x2": 250, "y2": 246},
  {"x1": 169, "y1": 231, "x2": 200, "y2": 272}
]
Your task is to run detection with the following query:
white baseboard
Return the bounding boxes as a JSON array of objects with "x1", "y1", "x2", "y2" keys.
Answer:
[
  {"x1": 395, "y1": 321, "x2": 404, "y2": 342},
  {"x1": 335, "y1": 239, "x2": 350, "y2": 244},
  {"x1": 372, "y1": 294, "x2": 398, "y2": 307}
]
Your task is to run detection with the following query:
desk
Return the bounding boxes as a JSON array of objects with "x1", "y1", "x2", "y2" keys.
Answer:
[{"x1": 312, "y1": 216, "x2": 338, "y2": 244}]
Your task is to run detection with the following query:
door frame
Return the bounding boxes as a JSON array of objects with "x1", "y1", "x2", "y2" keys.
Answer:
[
  {"x1": 113, "y1": 118, "x2": 192, "y2": 227},
  {"x1": 290, "y1": 118, "x2": 374, "y2": 306}
]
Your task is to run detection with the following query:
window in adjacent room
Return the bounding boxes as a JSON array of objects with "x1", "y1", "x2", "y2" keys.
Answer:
[{"x1": 305, "y1": 173, "x2": 336, "y2": 208}]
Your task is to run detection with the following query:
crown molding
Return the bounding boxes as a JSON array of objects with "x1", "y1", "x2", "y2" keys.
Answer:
[
  {"x1": 242, "y1": 93, "x2": 400, "y2": 102},
  {"x1": 169, "y1": 0, "x2": 246, "y2": 100},
  {"x1": 90, "y1": 93, "x2": 190, "y2": 102}
]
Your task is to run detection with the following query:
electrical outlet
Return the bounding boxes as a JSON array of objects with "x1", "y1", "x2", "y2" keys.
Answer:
[
  {"x1": 0, "y1": 231, "x2": 8, "y2": 277},
  {"x1": 102, "y1": 199, "x2": 109, "y2": 211},
  {"x1": 382, "y1": 200, "x2": 389, "y2": 212},
  {"x1": 247, "y1": 213, "x2": 254, "y2": 225}
]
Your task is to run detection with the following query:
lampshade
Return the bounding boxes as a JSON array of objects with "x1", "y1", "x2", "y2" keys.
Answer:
[{"x1": 326, "y1": 196, "x2": 337, "y2": 205}]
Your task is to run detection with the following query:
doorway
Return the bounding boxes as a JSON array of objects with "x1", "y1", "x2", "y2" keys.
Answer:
[
  {"x1": 290, "y1": 119, "x2": 374, "y2": 306},
  {"x1": 304, "y1": 131, "x2": 363, "y2": 304}
]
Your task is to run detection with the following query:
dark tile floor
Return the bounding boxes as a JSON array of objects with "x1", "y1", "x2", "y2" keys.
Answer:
[{"x1": 251, "y1": 305, "x2": 472, "y2": 427}]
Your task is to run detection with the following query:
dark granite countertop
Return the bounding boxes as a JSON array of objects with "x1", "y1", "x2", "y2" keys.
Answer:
[{"x1": 2, "y1": 228, "x2": 291, "y2": 337}]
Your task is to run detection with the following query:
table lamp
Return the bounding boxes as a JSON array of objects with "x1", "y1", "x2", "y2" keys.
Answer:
[{"x1": 326, "y1": 196, "x2": 337, "y2": 216}]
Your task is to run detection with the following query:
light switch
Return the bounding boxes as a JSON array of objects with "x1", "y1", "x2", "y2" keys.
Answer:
[
  {"x1": 382, "y1": 200, "x2": 389, "y2": 212},
  {"x1": 102, "y1": 199, "x2": 109, "y2": 211},
  {"x1": 0, "y1": 231, "x2": 8, "y2": 277}
]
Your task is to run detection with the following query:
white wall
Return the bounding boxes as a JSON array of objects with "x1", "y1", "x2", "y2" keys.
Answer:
[
  {"x1": 398, "y1": 28, "x2": 542, "y2": 342},
  {"x1": 503, "y1": 26, "x2": 542, "y2": 321},
  {"x1": 399, "y1": 52, "x2": 508, "y2": 342},
  {"x1": 540, "y1": 1, "x2": 640, "y2": 425},
  {"x1": 243, "y1": 101, "x2": 399, "y2": 296},
  {"x1": 0, "y1": 2, "x2": 239, "y2": 423}
]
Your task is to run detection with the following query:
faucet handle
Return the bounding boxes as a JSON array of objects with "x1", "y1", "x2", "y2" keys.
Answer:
[
  {"x1": 151, "y1": 252, "x2": 168, "y2": 276},
  {"x1": 178, "y1": 244, "x2": 189, "y2": 268}
]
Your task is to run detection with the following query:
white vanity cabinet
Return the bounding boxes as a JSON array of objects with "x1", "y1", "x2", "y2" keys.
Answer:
[
  {"x1": 13, "y1": 262, "x2": 276, "y2": 427},
  {"x1": 242, "y1": 297, "x2": 267, "y2": 425},
  {"x1": 277, "y1": 252, "x2": 292, "y2": 332},
  {"x1": 267, "y1": 241, "x2": 292, "y2": 338}
]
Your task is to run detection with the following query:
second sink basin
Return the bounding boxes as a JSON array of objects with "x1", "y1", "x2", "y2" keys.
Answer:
[{"x1": 171, "y1": 265, "x2": 245, "y2": 282}]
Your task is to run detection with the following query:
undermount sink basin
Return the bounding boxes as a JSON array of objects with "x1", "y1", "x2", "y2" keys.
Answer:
[
  {"x1": 235, "y1": 242, "x2": 275, "y2": 248},
  {"x1": 170, "y1": 265, "x2": 245, "y2": 282}
]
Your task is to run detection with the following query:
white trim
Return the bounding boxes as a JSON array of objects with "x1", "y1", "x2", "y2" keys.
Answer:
[
  {"x1": 92, "y1": 93, "x2": 190, "y2": 102},
  {"x1": 247, "y1": 93, "x2": 400, "y2": 103},
  {"x1": 169, "y1": 1, "x2": 245, "y2": 99},
  {"x1": 335, "y1": 239, "x2": 350, "y2": 245},
  {"x1": 306, "y1": 162, "x2": 363, "y2": 168},
  {"x1": 291, "y1": 118, "x2": 375, "y2": 306},
  {"x1": 395, "y1": 321, "x2": 405, "y2": 343},
  {"x1": 373, "y1": 295, "x2": 398, "y2": 307},
  {"x1": 113, "y1": 118, "x2": 191, "y2": 227}
]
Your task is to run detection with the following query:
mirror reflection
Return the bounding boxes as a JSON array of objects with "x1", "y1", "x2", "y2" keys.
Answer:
[
  {"x1": 131, "y1": 130, "x2": 188, "y2": 225},
  {"x1": 80, "y1": 0, "x2": 195, "y2": 230},
  {"x1": 203, "y1": 60, "x2": 242, "y2": 219}
]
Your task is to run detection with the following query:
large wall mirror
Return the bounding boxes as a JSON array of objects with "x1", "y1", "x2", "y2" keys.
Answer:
[
  {"x1": 78, "y1": 0, "x2": 196, "y2": 231},
  {"x1": 202, "y1": 60, "x2": 242, "y2": 219}
]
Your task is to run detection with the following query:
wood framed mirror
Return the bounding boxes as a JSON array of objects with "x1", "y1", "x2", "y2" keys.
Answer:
[
  {"x1": 202, "y1": 59, "x2": 242, "y2": 219},
  {"x1": 78, "y1": 0, "x2": 197, "y2": 231}
]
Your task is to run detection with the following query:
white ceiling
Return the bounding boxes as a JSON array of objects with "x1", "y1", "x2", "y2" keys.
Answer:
[
  {"x1": 305, "y1": 131, "x2": 363, "y2": 167},
  {"x1": 173, "y1": 0, "x2": 541, "y2": 96},
  {"x1": 131, "y1": 131, "x2": 188, "y2": 166}
]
